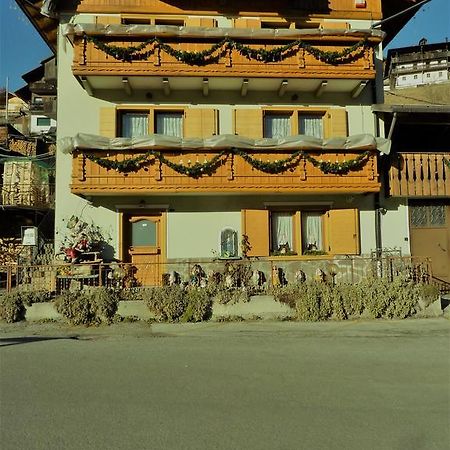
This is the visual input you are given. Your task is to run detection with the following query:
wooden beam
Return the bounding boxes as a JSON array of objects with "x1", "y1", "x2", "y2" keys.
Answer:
[
  {"x1": 122, "y1": 77, "x2": 132, "y2": 96},
  {"x1": 202, "y1": 78, "x2": 209, "y2": 96},
  {"x1": 351, "y1": 80, "x2": 369, "y2": 98},
  {"x1": 80, "y1": 77, "x2": 94, "y2": 96},
  {"x1": 315, "y1": 80, "x2": 328, "y2": 98},
  {"x1": 241, "y1": 79, "x2": 249, "y2": 97},
  {"x1": 278, "y1": 79, "x2": 288, "y2": 97},
  {"x1": 162, "y1": 78, "x2": 170, "y2": 96}
]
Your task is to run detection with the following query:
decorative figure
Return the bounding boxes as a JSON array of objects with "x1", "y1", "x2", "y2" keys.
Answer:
[
  {"x1": 295, "y1": 269, "x2": 307, "y2": 284},
  {"x1": 314, "y1": 268, "x2": 326, "y2": 283}
]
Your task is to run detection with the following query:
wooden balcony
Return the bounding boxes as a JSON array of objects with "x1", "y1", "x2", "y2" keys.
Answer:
[
  {"x1": 388, "y1": 152, "x2": 450, "y2": 198},
  {"x1": 71, "y1": 148, "x2": 379, "y2": 195},
  {"x1": 71, "y1": 33, "x2": 377, "y2": 82}
]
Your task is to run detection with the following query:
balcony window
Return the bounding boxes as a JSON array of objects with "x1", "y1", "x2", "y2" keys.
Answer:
[
  {"x1": 299, "y1": 114, "x2": 324, "y2": 139},
  {"x1": 263, "y1": 114, "x2": 291, "y2": 138},
  {"x1": 121, "y1": 112, "x2": 149, "y2": 138},
  {"x1": 36, "y1": 117, "x2": 51, "y2": 126},
  {"x1": 155, "y1": 112, "x2": 183, "y2": 137}
]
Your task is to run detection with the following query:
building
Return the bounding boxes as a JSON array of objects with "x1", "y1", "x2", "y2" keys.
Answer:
[
  {"x1": 374, "y1": 39, "x2": 450, "y2": 284},
  {"x1": 17, "y1": 0, "x2": 425, "y2": 285}
]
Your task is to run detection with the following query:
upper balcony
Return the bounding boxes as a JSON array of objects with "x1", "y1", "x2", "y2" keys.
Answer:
[
  {"x1": 66, "y1": 133, "x2": 382, "y2": 196},
  {"x1": 388, "y1": 152, "x2": 450, "y2": 198},
  {"x1": 64, "y1": 24, "x2": 382, "y2": 96}
]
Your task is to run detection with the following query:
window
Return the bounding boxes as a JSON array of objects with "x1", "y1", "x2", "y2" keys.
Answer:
[
  {"x1": 154, "y1": 19, "x2": 185, "y2": 26},
  {"x1": 410, "y1": 204, "x2": 446, "y2": 228},
  {"x1": 155, "y1": 112, "x2": 183, "y2": 137},
  {"x1": 402, "y1": 76, "x2": 406, "y2": 80},
  {"x1": 36, "y1": 117, "x2": 51, "y2": 126},
  {"x1": 414, "y1": 74, "x2": 418, "y2": 80},
  {"x1": 261, "y1": 21, "x2": 291, "y2": 29},
  {"x1": 426, "y1": 73, "x2": 431, "y2": 78},
  {"x1": 120, "y1": 112, "x2": 149, "y2": 138},
  {"x1": 299, "y1": 114, "x2": 324, "y2": 139},
  {"x1": 301, "y1": 212, "x2": 324, "y2": 253},
  {"x1": 271, "y1": 212, "x2": 294, "y2": 253},
  {"x1": 121, "y1": 17, "x2": 151, "y2": 25},
  {"x1": 220, "y1": 228, "x2": 238, "y2": 258},
  {"x1": 263, "y1": 113, "x2": 291, "y2": 138},
  {"x1": 439, "y1": 72, "x2": 443, "y2": 77}
]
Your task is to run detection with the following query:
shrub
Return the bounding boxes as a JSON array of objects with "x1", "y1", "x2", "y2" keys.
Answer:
[
  {"x1": 0, "y1": 290, "x2": 26, "y2": 323},
  {"x1": 54, "y1": 287, "x2": 119, "y2": 325},
  {"x1": 181, "y1": 288, "x2": 213, "y2": 322},
  {"x1": 143, "y1": 286, "x2": 187, "y2": 322}
]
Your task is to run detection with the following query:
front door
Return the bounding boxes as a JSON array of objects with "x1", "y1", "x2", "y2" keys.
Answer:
[
  {"x1": 409, "y1": 202, "x2": 450, "y2": 282},
  {"x1": 124, "y1": 213, "x2": 163, "y2": 286}
]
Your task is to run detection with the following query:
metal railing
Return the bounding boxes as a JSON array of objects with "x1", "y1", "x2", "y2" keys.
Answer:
[{"x1": 0, "y1": 255, "x2": 432, "y2": 294}]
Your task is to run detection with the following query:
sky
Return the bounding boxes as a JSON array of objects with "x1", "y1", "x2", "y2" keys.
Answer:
[{"x1": 0, "y1": 0, "x2": 449, "y2": 92}]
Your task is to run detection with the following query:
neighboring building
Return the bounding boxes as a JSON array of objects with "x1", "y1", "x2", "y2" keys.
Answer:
[
  {"x1": 17, "y1": 0, "x2": 424, "y2": 285},
  {"x1": 374, "y1": 40, "x2": 450, "y2": 284},
  {"x1": 385, "y1": 40, "x2": 450, "y2": 90}
]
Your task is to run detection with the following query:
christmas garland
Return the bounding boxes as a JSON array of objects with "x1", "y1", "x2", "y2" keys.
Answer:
[
  {"x1": 86, "y1": 35, "x2": 369, "y2": 65},
  {"x1": 444, "y1": 157, "x2": 450, "y2": 169},
  {"x1": 83, "y1": 148, "x2": 371, "y2": 178}
]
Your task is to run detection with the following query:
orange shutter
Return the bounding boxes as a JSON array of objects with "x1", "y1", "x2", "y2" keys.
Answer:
[
  {"x1": 234, "y1": 109, "x2": 263, "y2": 138},
  {"x1": 242, "y1": 209, "x2": 269, "y2": 257},
  {"x1": 234, "y1": 18, "x2": 261, "y2": 28},
  {"x1": 327, "y1": 208, "x2": 360, "y2": 255},
  {"x1": 96, "y1": 16, "x2": 121, "y2": 25},
  {"x1": 99, "y1": 107, "x2": 116, "y2": 138},
  {"x1": 185, "y1": 18, "x2": 216, "y2": 27},
  {"x1": 184, "y1": 109, "x2": 217, "y2": 138},
  {"x1": 325, "y1": 108, "x2": 348, "y2": 138}
]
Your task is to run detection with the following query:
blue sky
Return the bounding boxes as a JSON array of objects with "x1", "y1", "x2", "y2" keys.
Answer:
[{"x1": 0, "y1": 0, "x2": 449, "y2": 91}]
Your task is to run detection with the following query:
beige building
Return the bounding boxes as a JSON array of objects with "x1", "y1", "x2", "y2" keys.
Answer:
[{"x1": 18, "y1": 0, "x2": 426, "y2": 285}]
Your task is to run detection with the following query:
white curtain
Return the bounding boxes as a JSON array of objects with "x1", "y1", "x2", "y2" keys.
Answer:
[
  {"x1": 302, "y1": 213, "x2": 323, "y2": 251},
  {"x1": 264, "y1": 115, "x2": 291, "y2": 138},
  {"x1": 122, "y1": 113, "x2": 148, "y2": 138},
  {"x1": 299, "y1": 115, "x2": 323, "y2": 139},
  {"x1": 272, "y1": 213, "x2": 293, "y2": 251},
  {"x1": 156, "y1": 113, "x2": 183, "y2": 137}
]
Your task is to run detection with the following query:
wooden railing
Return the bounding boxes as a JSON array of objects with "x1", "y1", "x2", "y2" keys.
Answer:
[
  {"x1": 71, "y1": 149, "x2": 380, "y2": 194},
  {"x1": 72, "y1": 35, "x2": 376, "y2": 80},
  {"x1": 388, "y1": 152, "x2": 449, "y2": 198}
]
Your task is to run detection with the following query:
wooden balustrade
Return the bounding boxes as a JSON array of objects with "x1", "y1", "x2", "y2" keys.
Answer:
[
  {"x1": 71, "y1": 149, "x2": 380, "y2": 194},
  {"x1": 72, "y1": 35, "x2": 376, "y2": 80},
  {"x1": 388, "y1": 152, "x2": 449, "y2": 198}
]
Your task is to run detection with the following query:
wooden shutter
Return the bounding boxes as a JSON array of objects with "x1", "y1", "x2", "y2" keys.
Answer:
[
  {"x1": 99, "y1": 107, "x2": 116, "y2": 138},
  {"x1": 325, "y1": 108, "x2": 348, "y2": 138},
  {"x1": 234, "y1": 18, "x2": 261, "y2": 28},
  {"x1": 242, "y1": 209, "x2": 270, "y2": 257},
  {"x1": 184, "y1": 109, "x2": 217, "y2": 138},
  {"x1": 185, "y1": 18, "x2": 216, "y2": 27},
  {"x1": 96, "y1": 16, "x2": 121, "y2": 25},
  {"x1": 327, "y1": 208, "x2": 360, "y2": 255},
  {"x1": 234, "y1": 109, "x2": 263, "y2": 138}
]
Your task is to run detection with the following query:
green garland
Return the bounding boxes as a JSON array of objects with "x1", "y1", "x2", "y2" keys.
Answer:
[
  {"x1": 86, "y1": 35, "x2": 368, "y2": 65},
  {"x1": 83, "y1": 148, "x2": 371, "y2": 178},
  {"x1": 444, "y1": 157, "x2": 450, "y2": 169}
]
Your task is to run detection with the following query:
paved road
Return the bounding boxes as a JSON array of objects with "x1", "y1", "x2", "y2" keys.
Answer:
[{"x1": 1, "y1": 319, "x2": 449, "y2": 450}]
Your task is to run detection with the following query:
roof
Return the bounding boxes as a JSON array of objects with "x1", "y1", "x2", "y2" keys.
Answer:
[{"x1": 373, "y1": 104, "x2": 450, "y2": 114}]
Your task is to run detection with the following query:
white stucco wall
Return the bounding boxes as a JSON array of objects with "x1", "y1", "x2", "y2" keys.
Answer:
[
  {"x1": 30, "y1": 115, "x2": 57, "y2": 134},
  {"x1": 167, "y1": 212, "x2": 241, "y2": 259},
  {"x1": 379, "y1": 198, "x2": 411, "y2": 255}
]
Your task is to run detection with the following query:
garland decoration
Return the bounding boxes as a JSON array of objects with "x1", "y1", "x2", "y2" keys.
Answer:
[
  {"x1": 83, "y1": 148, "x2": 371, "y2": 178},
  {"x1": 444, "y1": 157, "x2": 450, "y2": 169},
  {"x1": 86, "y1": 35, "x2": 369, "y2": 65}
]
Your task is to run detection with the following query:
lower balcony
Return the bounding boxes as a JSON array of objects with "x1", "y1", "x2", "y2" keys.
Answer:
[
  {"x1": 70, "y1": 139, "x2": 380, "y2": 195},
  {"x1": 388, "y1": 152, "x2": 450, "y2": 198}
]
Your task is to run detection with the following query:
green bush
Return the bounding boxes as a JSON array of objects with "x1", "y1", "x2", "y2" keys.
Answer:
[
  {"x1": 181, "y1": 288, "x2": 213, "y2": 322},
  {"x1": 0, "y1": 290, "x2": 26, "y2": 323},
  {"x1": 54, "y1": 287, "x2": 119, "y2": 325},
  {"x1": 273, "y1": 279, "x2": 438, "y2": 321}
]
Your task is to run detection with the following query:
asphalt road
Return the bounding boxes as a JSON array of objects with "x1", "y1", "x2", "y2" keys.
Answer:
[{"x1": 1, "y1": 319, "x2": 449, "y2": 450}]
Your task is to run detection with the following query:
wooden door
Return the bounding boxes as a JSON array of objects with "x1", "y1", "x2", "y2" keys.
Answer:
[
  {"x1": 409, "y1": 203, "x2": 450, "y2": 282},
  {"x1": 124, "y1": 214, "x2": 163, "y2": 286}
]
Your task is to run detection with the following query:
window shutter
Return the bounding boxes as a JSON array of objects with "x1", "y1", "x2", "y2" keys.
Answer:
[
  {"x1": 327, "y1": 208, "x2": 360, "y2": 255},
  {"x1": 234, "y1": 18, "x2": 261, "y2": 28},
  {"x1": 185, "y1": 18, "x2": 216, "y2": 27},
  {"x1": 99, "y1": 107, "x2": 116, "y2": 138},
  {"x1": 184, "y1": 109, "x2": 217, "y2": 138},
  {"x1": 242, "y1": 209, "x2": 269, "y2": 257},
  {"x1": 235, "y1": 109, "x2": 263, "y2": 138},
  {"x1": 325, "y1": 108, "x2": 348, "y2": 138},
  {"x1": 96, "y1": 16, "x2": 121, "y2": 25}
]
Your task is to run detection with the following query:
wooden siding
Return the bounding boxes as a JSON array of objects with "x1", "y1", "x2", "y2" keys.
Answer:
[
  {"x1": 71, "y1": 149, "x2": 380, "y2": 195},
  {"x1": 70, "y1": 0, "x2": 383, "y2": 20},
  {"x1": 389, "y1": 152, "x2": 450, "y2": 198},
  {"x1": 72, "y1": 35, "x2": 376, "y2": 80}
]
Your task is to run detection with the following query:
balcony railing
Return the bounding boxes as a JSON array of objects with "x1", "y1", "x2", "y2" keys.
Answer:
[
  {"x1": 71, "y1": 33, "x2": 377, "y2": 80},
  {"x1": 0, "y1": 183, "x2": 55, "y2": 208},
  {"x1": 71, "y1": 148, "x2": 379, "y2": 195},
  {"x1": 388, "y1": 152, "x2": 449, "y2": 197}
]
